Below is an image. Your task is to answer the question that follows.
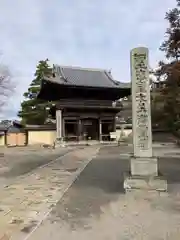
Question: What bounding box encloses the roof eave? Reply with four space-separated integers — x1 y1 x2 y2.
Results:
41 77 131 90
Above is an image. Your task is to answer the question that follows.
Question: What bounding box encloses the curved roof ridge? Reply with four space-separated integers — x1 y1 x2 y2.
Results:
104 70 118 85
59 65 107 72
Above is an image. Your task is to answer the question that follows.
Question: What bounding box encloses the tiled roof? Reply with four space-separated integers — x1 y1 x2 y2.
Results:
43 65 131 89
25 124 56 130
0 122 11 131
0 121 26 132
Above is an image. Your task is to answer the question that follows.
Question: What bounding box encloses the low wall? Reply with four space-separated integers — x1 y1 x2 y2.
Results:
116 129 132 137
0 135 5 146
113 127 175 143
111 129 132 141
28 130 56 145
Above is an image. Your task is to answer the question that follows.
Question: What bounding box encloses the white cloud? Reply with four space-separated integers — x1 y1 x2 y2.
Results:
0 0 177 118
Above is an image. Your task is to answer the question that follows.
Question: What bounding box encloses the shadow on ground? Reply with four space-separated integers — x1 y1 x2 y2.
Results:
158 157 180 185
50 146 130 228
74 147 130 194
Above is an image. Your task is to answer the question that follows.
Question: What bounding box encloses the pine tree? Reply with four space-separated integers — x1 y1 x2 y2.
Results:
156 0 180 129
18 59 52 125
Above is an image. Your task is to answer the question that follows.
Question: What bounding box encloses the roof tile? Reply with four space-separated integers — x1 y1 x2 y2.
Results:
44 65 130 89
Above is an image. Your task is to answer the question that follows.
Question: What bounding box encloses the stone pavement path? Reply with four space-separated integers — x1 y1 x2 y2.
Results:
0 146 99 240
28 145 180 240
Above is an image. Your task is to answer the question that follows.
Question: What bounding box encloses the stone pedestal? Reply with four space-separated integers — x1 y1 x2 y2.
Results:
124 157 167 192
130 157 158 176
124 173 167 192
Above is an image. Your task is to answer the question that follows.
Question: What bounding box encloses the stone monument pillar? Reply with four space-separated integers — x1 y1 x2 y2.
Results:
124 47 167 192
78 119 82 141
55 109 65 147
99 119 102 142
56 109 62 139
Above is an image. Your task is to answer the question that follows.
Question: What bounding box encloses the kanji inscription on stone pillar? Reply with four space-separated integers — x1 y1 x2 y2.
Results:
56 109 62 139
131 47 152 158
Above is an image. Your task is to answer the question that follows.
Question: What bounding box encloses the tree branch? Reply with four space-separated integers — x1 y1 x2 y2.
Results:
0 64 15 110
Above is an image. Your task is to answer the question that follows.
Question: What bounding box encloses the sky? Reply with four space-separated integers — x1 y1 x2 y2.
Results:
0 0 177 119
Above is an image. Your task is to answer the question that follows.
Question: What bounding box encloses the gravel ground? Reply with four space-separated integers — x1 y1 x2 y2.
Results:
0 146 99 239
29 145 180 240
0 146 74 188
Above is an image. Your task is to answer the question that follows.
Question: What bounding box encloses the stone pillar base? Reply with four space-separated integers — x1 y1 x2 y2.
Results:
124 173 167 192
124 157 167 193
131 157 158 176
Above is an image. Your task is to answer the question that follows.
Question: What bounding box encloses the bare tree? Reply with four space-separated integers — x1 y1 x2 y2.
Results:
0 64 14 110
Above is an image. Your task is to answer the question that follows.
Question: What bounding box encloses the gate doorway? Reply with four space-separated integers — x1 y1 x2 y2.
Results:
5 126 27 147
81 118 99 140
